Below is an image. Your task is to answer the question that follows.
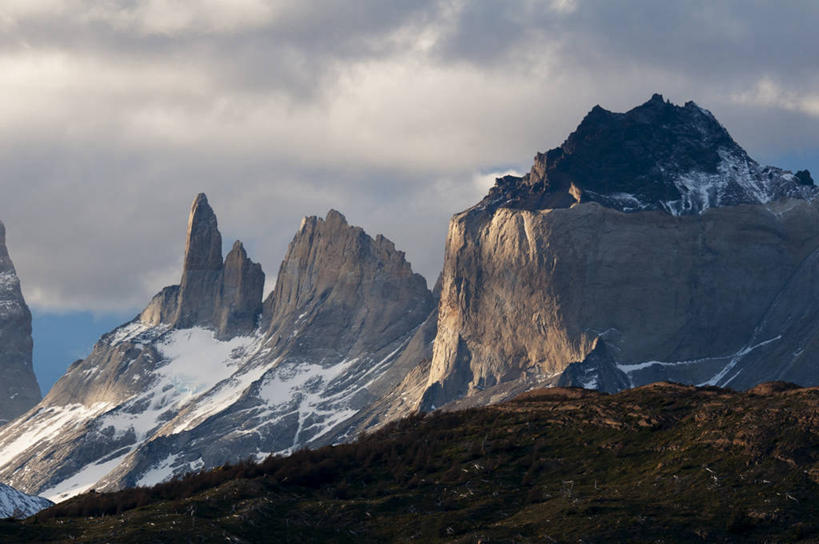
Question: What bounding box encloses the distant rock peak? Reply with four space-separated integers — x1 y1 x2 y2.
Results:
263 209 433 349
140 193 264 339
477 94 817 215
0 219 41 423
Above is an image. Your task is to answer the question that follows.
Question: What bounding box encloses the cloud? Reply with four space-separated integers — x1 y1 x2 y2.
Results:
731 77 819 117
0 1 818 312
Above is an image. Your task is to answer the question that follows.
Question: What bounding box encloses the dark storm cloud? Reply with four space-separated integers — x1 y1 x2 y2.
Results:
0 0 817 312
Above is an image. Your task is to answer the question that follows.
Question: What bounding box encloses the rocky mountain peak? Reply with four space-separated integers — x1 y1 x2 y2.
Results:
478 94 817 215
0 221 13 275
0 220 41 424
140 193 264 339
0 205 435 498
263 210 433 356
218 240 264 337
182 193 223 273
556 338 630 394
324 208 348 227
174 193 224 329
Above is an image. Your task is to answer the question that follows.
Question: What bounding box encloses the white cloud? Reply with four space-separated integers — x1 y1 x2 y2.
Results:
731 77 819 117
87 0 278 35
0 0 279 35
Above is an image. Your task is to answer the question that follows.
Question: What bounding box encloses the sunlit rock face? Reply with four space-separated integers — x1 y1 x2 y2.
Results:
0 197 433 501
422 95 819 409
0 220 41 425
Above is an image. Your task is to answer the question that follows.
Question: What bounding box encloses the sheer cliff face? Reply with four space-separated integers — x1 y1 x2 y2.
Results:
0 221 41 424
423 95 819 409
0 201 433 500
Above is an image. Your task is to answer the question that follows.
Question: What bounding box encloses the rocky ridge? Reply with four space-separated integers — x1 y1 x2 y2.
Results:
0 221 41 425
0 197 433 500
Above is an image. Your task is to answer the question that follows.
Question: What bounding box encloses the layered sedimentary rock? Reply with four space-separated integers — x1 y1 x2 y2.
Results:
423 95 819 409
0 199 432 500
0 221 41 425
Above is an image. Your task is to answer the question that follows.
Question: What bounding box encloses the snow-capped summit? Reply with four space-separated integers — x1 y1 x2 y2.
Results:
479 93 816 215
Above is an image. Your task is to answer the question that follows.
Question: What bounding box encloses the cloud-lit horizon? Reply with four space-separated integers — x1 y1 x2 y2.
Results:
2 0 819 314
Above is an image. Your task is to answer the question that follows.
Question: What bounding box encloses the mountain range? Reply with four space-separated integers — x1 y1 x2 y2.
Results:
0 94 817 505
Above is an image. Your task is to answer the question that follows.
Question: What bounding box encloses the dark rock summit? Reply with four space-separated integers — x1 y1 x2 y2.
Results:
479 93 816 215
141 193 264 339
0 220 41 425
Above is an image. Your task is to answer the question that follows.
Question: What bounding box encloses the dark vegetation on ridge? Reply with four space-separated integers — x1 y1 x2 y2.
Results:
1 382 818 543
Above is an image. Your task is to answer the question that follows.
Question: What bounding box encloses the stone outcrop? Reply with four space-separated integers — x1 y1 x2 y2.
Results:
0 220 41 425
217 241 264 337
556 338 630 394
140 193 264 339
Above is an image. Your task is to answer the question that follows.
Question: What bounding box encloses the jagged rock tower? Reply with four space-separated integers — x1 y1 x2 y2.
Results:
140 193 264 339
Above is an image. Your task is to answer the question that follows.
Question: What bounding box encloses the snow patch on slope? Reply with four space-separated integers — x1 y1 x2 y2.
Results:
136 453 180 488
100 327 257 441
40 449 134 502
617 335 784 388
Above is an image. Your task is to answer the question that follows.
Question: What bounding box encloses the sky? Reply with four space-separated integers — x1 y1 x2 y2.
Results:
1 1 818 393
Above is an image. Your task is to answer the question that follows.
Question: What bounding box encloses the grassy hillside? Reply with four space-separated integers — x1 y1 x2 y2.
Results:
1 382 818 543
